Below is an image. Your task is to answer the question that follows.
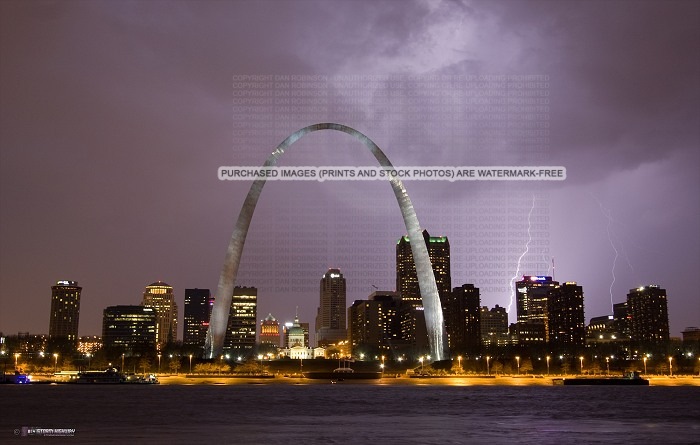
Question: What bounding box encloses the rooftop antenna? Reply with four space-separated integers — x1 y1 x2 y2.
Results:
552 257 555 281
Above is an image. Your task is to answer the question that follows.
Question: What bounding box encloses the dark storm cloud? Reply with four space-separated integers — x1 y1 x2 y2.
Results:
1 0 697 336
483 0 699 180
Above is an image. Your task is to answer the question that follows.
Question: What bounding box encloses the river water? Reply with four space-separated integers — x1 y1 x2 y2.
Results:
2 383 699 444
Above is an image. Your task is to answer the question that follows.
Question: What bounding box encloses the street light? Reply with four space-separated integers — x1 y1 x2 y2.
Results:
668 357 673 377
579 356 584 374
515 356 520 375
189 354 193 374
486 356 490 376
546 356 550 375
14 353 20 369
457 356 462 373
643 356 648 375
86 353 92 370
53 353 58 373
419 356 424 374
158 354 162 374
258 354 263 373
606 357 610 375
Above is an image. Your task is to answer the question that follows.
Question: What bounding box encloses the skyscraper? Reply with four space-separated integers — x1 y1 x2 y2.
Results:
627 285 669 349
224 286 257 354
515 275 558 346
259 313 280 347
449 284 481 354
183 288 213 348
396 230 451 308
316 268 347 346
547 282 585 353
613 301 630 341
102 305 157 352
142 281 178 348
49 280 82 346
396 230 450 351
480 305 510 348
348 291 401 356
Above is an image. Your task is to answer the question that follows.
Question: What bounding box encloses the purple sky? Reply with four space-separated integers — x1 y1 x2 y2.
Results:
1 0 698 339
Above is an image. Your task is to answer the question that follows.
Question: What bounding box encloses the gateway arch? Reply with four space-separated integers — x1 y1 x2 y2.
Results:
206 123 448 361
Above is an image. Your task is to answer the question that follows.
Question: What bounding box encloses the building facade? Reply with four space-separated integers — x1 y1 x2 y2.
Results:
547 282 585 353
396 230 450 351
281 314 320 359
183 288 213 348
348 291 401 356
448 284 481 354
102 305 157 352
316 269 347 346
515 275 559 346
627 285 669 349
49 280 82 346
224 286 257 354
283 318 310 348
396 230 451 309
259 313 281 347
613 301 631 341
141 281 178 348
480 305 510 348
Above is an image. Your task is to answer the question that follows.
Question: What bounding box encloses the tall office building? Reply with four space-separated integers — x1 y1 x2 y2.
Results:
316 268 347 346
397 302 428 354
448 284 481 354
396 230 451 309
259 314 281 347
183 288 213 348
626 285 669 348
396 230 450 350
547 282 585 353
515 275 558 345
49 280 82 345
348 291 401 356
142 281 178 348
102 305 157 352
480 305 510 348
224 286 257 353
613 301 630 341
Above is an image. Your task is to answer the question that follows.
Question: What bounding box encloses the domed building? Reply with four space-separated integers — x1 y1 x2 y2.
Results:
281 313 325 359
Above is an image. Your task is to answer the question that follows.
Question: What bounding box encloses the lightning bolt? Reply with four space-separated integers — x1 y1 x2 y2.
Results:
508 195 535 316
591 195 636 313
601 203 618 313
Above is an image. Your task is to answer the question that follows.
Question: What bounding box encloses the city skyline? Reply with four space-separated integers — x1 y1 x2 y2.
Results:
2 253 684 340
1 1 698 340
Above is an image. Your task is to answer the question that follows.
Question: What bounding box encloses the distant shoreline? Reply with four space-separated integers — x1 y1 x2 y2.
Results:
20 373 700 386
153 375 700 386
